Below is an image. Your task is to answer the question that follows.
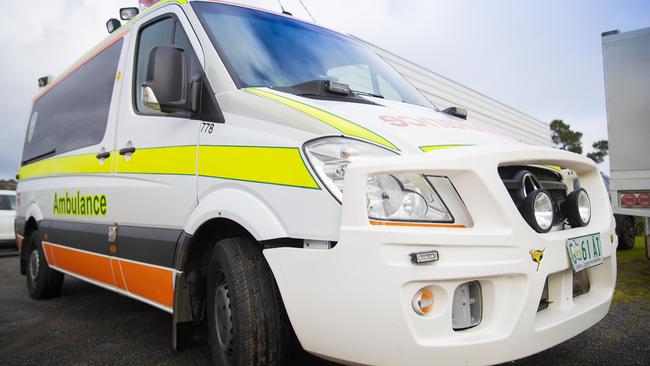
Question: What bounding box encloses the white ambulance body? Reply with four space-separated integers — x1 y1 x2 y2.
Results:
15 1 616 365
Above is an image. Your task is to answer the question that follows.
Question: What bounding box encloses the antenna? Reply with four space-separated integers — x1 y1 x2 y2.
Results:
299 0 316 23
276 0 292 16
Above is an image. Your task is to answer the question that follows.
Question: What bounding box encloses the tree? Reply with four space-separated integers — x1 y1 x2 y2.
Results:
0 180 17 190
549 120 609 164
550 119 583 154
586 140 609 163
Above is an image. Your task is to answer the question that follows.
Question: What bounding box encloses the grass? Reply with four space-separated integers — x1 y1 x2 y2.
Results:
613 235 650 307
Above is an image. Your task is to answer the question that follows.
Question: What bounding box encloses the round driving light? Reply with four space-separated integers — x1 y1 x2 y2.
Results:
412 288 434 315
522 189 555 233
564 188 591 227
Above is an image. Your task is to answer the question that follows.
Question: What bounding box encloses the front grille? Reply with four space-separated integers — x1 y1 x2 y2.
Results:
498 165 568 225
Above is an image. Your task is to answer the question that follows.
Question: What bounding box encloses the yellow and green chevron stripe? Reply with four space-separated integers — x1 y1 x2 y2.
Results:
18 145 319 190
245 88 399 151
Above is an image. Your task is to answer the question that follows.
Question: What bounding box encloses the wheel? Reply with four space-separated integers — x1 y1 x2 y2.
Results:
206 237 291 366
26 229 64 299
615 215 636 250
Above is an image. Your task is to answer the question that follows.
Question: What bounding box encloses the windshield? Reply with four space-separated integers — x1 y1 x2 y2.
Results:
192 2 432 107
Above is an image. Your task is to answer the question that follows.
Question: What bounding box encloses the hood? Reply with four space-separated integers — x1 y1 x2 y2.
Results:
247 88 519 153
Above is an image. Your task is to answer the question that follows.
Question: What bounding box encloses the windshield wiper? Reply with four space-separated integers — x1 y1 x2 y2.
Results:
273 79 352 97
352 90 384 99
272 80 383 105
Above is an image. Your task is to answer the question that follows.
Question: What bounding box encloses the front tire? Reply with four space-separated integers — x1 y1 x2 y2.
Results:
26 229 64 299
206 237 290 366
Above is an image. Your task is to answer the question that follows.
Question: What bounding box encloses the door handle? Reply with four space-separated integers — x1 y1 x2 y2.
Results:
96 151 111 159
119 146 136 155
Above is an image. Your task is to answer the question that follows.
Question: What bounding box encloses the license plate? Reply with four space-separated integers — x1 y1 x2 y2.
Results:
566 233 603 272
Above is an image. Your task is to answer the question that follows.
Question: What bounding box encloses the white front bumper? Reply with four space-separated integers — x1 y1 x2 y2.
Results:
264 145 617 366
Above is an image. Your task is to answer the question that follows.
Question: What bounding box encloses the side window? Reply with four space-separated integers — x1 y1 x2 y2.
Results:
22 39 123 164
134 15 222 122
173 20 203 83
0 195 13 211
134 17 174 114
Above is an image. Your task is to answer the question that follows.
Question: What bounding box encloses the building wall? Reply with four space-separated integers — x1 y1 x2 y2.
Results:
357 37 552 147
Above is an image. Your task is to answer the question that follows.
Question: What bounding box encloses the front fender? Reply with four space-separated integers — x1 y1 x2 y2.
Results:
183 187 287 240
25 202 44 224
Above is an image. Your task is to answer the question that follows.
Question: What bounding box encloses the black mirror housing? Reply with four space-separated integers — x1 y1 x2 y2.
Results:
442 106 468 120
143 45 188 113
106 18 121 34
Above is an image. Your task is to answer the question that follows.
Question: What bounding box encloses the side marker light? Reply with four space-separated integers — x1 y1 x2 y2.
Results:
410 250 439 264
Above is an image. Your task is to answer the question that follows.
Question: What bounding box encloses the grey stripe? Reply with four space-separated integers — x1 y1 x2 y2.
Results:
41 220 181 268
116 225 181 268
46 220 109 255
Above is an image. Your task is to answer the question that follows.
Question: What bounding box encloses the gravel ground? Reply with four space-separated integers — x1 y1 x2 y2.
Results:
0 251 648 366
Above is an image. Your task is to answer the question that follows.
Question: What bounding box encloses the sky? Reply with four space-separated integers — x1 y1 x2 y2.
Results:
1 0 649 179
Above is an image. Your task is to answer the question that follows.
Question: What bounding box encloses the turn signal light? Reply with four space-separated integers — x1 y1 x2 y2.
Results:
412 288 434 315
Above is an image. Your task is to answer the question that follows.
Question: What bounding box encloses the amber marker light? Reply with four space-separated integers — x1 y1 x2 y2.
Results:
413 288 434 315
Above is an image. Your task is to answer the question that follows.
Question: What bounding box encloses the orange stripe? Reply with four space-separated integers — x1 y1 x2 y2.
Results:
33 30 129 103
110 258 128 291
119 260 174 308
47 244 115 286
42 243 56 266
369 220 465 228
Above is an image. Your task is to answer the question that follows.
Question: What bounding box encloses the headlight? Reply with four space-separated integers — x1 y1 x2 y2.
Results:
304 137 470 226
367 174 453 223
304 137 397 201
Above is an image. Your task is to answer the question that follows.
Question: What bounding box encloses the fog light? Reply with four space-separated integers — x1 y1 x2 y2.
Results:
572 270 590 297
563 188 591 227
452 281 482 330
521 189 555 233
412 288 434 315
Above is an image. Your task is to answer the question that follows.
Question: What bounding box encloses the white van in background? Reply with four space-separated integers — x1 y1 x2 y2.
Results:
0 190 16 248
15 1 617 365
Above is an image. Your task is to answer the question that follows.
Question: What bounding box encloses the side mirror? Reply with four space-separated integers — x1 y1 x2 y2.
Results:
38 75 53 88
120 7 140 21
442 106 468 120
142 45 188 113
106 18 121 34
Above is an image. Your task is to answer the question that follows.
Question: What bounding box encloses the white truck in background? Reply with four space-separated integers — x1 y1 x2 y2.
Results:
602 27 650 255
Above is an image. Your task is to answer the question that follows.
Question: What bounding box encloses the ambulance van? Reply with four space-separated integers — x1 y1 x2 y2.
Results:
15 1 617 365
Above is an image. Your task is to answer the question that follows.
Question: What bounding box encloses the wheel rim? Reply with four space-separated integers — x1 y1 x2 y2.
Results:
29 249 40 281
214 270 233 364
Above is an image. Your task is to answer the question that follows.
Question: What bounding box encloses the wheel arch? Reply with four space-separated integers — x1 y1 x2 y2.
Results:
183 187 288 241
